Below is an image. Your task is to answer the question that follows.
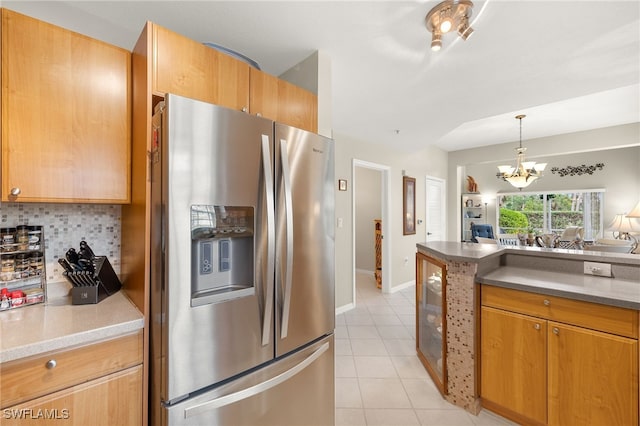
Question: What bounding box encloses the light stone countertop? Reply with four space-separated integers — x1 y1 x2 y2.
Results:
0 282 144 363
478 266 640 310
417 241 640 265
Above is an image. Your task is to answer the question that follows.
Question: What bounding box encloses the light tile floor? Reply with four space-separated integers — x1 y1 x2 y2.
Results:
335 271 515 426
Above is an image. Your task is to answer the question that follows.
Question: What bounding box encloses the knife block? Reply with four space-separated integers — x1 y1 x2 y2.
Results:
65 256 122 305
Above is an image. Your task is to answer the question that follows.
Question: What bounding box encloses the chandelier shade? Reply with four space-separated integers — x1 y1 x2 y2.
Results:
496 115 546 190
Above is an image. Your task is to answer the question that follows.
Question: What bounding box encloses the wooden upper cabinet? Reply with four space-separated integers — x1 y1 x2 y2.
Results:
250 68 317 133
1 9 131 203
152 24 250 111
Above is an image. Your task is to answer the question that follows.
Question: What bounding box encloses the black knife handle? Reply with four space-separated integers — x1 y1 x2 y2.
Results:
66 248 80 265
58 258 74 273
79 241 96 259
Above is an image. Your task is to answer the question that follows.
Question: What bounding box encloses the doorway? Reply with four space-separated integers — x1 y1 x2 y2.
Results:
352 159 390 303
425 176 446 241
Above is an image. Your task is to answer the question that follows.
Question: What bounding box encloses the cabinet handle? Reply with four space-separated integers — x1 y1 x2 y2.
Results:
10 187 21 196
45 359 57 369
543 299 550 306
552 327 559 335
533 323 541 330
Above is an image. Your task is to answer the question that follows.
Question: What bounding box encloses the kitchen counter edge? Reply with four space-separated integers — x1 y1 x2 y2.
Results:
0 285 144 363
417 241 640 310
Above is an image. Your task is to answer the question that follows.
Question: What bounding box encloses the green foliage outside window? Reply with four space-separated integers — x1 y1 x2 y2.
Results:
499 208 529 233
497 191 603 239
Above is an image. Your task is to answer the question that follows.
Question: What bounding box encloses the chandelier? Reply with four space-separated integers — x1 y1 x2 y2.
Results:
496 115 547 189
425 0 474 52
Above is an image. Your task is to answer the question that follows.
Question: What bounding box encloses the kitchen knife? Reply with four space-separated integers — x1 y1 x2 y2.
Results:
66 248 81 267
79 241 96 259
58 258 75 273
78 258 95 274
79 271 94 287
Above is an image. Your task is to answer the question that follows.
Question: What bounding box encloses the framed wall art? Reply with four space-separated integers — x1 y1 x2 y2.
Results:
403 176 416 235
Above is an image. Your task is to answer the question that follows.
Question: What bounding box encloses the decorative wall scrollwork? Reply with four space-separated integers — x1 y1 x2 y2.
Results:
550 163 604 177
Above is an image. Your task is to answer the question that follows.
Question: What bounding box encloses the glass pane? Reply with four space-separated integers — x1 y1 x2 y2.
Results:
497 194 543 234
497 191 604 241
417 257 444 383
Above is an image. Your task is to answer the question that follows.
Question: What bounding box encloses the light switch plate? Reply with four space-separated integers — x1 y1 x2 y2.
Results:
583 261 612 277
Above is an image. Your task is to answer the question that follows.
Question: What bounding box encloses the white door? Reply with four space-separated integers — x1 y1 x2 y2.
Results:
425 176 446 241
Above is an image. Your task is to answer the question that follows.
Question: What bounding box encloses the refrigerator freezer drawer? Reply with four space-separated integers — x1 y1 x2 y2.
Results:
165 334 334 426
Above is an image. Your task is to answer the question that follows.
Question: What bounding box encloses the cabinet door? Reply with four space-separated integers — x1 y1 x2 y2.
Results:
1 9 131 203
415 252 447 395
480 306 547 424
2 365 142 426
548 322 638 426
250 68 317 132
153 24 250 111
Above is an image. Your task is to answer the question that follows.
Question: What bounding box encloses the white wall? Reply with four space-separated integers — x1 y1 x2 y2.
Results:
334 133 448 309
447 123 640 241
354 167 381 271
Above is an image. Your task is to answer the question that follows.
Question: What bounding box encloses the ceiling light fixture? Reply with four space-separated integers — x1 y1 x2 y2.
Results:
425 0 474 51
496 115 547 190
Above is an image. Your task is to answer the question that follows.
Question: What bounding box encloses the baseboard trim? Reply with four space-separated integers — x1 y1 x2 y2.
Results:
335 302 355 315
389 280 414 293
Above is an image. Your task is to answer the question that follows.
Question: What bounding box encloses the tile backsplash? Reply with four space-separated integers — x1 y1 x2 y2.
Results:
0 203 121 283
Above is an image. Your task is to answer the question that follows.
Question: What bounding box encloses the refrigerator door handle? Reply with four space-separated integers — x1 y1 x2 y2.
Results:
183 342 329 418
261 136 275 347
279 138 294 339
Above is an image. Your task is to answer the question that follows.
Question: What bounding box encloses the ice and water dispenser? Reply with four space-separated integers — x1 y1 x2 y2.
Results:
190 205 254 306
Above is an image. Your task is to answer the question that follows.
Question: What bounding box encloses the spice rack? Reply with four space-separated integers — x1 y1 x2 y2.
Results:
0 225 46 310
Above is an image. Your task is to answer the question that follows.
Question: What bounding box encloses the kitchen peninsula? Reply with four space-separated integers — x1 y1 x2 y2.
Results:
416 241 640 425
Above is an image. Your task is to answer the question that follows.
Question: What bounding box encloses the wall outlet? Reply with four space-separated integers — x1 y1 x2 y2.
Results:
583 261 612 277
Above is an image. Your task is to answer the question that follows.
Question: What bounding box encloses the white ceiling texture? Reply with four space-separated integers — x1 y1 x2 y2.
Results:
6 0 639 153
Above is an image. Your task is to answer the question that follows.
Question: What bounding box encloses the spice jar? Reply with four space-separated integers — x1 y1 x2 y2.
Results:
16 225 29 251
15 253 30 279
30 251 44 276
0 227 16 252
1 254 15 281
28 226 43 250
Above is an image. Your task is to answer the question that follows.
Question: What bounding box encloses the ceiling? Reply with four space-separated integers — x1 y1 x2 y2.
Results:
6 1 639 153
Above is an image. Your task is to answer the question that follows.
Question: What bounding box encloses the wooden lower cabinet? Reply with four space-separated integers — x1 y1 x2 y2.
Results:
480 285 638 426
2 365 142 426
481 306 547 425
548 322 638 426
0 331 143 426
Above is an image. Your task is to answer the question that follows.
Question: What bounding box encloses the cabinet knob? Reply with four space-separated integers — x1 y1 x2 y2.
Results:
533 323 541 330
45 359 57 369
10 187 21 196
543 299 550 306
552 327 559 335
256 113 262 117
241 107 248 113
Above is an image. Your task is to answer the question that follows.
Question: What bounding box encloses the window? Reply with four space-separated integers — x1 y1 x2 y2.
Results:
497 190 604 240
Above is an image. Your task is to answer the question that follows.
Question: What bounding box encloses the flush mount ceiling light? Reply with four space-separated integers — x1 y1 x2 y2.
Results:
425 0 474 51
496 115 547 190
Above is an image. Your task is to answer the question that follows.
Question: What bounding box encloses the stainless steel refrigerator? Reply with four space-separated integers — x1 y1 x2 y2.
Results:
149 94 335 426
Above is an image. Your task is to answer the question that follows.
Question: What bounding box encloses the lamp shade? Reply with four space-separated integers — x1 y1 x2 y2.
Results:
606 214 637 233
626 201 640 218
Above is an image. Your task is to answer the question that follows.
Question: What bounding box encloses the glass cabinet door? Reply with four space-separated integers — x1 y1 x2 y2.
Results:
416 252 447 395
